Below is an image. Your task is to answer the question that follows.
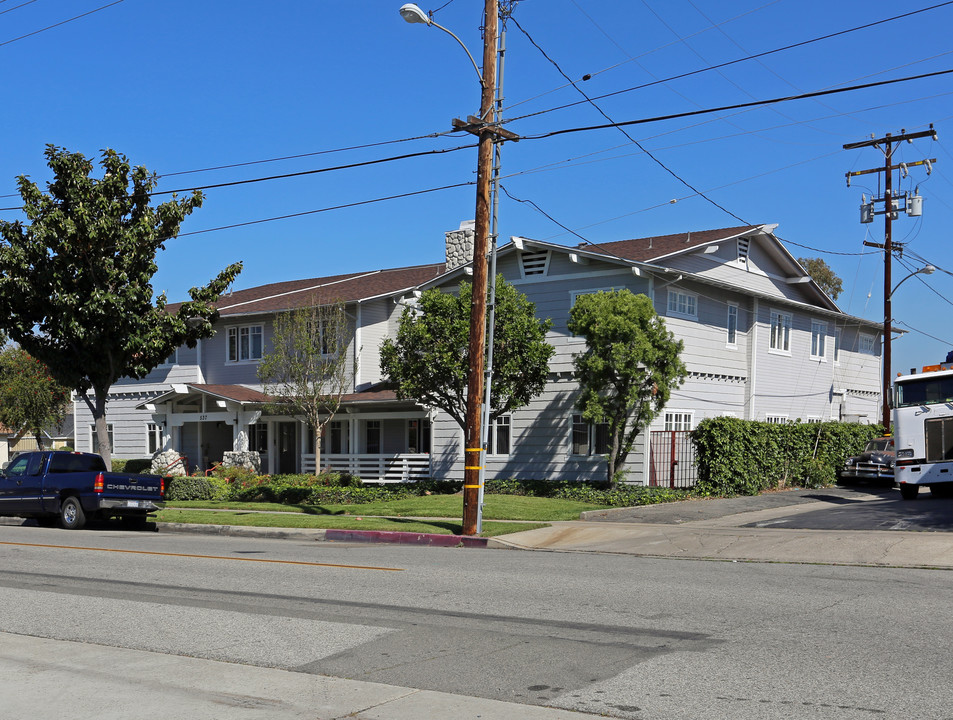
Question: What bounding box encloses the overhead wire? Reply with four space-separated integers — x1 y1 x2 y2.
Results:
0 0 126 49
502 0 953 123
509 11 747 224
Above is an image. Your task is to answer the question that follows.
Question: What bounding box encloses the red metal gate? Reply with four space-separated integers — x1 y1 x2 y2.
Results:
649 430 697 488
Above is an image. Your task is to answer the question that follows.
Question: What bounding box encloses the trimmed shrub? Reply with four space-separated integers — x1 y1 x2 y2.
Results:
693 418 883 495
166 476 221 501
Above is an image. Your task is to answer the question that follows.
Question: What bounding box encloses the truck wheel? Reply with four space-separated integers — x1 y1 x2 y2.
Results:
60 496 86 530
900 484 919 501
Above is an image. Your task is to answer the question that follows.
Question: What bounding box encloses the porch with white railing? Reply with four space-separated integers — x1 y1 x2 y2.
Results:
301 453 431 482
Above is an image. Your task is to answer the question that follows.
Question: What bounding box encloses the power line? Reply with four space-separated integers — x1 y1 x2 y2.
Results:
504 1 953 122
174 182 473 239
519 69 953 140
0 0 39 17
511 11 747 224
0 144 477 210
0 0 125 49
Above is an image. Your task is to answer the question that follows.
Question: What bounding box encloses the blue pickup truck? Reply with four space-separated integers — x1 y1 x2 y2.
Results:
0 451 165 530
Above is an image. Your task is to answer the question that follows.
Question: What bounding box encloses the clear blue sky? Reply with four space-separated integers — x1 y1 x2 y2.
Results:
2 0 951 377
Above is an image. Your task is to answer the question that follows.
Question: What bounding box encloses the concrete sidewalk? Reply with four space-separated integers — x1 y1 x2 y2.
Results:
0 632 598 720
489 491 953 568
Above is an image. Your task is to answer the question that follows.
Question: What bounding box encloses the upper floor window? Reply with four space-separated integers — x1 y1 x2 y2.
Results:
667 290 697 319
769 310 791 353
833 329 841 364
811 321 827 360
860 333 876 355
227 325 263 363
726 304 738 347
161 349 178 366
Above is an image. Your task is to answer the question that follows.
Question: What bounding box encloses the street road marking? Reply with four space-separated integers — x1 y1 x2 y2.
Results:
0 541 403 572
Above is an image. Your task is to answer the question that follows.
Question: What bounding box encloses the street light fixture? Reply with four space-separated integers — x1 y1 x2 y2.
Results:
399 0 501 535
399 3 485 88
888 264 935 299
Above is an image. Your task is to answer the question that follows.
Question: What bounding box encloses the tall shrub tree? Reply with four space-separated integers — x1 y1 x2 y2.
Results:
0 145 242 469
380 276 554 429
568 289 686 486
798 257 843 300
0 347 70 450
257 300 355 473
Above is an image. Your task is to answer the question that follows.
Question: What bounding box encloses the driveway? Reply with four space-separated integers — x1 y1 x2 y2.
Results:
579 483 953 532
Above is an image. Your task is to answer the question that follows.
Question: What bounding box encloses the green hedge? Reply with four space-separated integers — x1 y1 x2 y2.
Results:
692 417 884 495
111 458 154 474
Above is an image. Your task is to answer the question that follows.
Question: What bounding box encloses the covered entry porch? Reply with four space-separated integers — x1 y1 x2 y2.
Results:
141 384 432 481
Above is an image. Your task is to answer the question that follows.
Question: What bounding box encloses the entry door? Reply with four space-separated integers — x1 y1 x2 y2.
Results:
277 422 298 474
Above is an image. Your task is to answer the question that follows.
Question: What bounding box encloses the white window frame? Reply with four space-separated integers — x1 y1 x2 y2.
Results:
666 290 698 320
765 415 788 425
664 411 694 431
726 303 738 348
811 320 827 361
146 422 164 455
769 309 792 354
833 329 841 365
227 324 264 363
806 416 822 424
90 423 115 453
489 415 511 456
860 333 876 356
570 413 609 456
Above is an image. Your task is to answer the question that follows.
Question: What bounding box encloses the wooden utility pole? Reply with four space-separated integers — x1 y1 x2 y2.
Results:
460 0 499 536
844 125 937 431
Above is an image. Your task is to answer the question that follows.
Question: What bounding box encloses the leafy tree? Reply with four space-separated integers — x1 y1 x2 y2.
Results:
258 300 355 473
798 257 843 300
0 347 70 450
568 289 687 486
0 145 242 469
380 276 554 429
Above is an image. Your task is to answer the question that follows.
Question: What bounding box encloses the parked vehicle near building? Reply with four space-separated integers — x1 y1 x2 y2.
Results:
838 436 894 484
892 359 953 500
0 451 165 529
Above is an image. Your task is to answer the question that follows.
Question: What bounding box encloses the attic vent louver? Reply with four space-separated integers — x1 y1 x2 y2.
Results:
520 249 550 276
737 237 750 266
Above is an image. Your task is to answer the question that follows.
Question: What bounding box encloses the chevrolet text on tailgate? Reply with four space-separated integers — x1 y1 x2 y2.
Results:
0 451 165 529
892 358 953 500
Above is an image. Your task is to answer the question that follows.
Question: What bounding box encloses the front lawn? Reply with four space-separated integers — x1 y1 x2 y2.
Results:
164 493 603 522
156 507 546 538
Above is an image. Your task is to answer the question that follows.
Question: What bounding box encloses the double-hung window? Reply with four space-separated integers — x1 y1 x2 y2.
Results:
571 413 609 456
860 333 875 355
769 310 791 353
490 415 511 455
667 290 697 319
146 423 164 454
726 304 738 347
811 321 827 360
227 325 263 362
91 424 114 453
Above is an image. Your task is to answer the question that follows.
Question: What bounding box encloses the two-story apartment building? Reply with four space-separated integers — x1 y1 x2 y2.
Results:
73 222 883 485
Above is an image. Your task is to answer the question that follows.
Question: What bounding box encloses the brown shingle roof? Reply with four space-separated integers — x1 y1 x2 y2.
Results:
579 226 758 263
190 384 272 403
169 262 446 317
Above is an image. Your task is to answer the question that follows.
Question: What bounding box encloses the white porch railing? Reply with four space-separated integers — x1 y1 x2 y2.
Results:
301 453 431 482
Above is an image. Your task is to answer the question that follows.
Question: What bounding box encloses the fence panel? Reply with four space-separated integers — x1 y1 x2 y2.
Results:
649 430 697 488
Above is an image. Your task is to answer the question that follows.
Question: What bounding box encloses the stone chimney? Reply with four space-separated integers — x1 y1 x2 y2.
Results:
445 220 475 271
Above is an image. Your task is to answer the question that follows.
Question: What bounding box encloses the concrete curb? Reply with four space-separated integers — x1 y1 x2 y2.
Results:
157 521 490 548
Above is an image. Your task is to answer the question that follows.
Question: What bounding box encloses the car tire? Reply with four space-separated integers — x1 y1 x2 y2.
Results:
60 496 86 530
900 484 919 501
